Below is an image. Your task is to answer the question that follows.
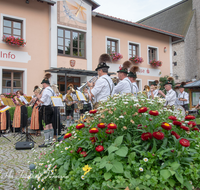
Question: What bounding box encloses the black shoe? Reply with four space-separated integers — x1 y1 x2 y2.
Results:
38 143 47 148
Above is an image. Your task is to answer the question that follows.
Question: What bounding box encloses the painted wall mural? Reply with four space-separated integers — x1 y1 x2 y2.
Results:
58 0 87 30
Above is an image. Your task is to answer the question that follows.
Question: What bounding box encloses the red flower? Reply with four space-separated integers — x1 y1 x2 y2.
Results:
89 128 99 133
180 125 190 131
97 123 106 129
171 150 175 153
95 145 104 152
76 123 85 129
161 122 172 130
89 109 97 114
153 132 164 140
149 110 159 116
80 151 87 157
90 137 98 144
173 121 182 126
105 129 114 134
64 133 72 139
137 124 142 129
168 116 177 121
171 131 180 139
141 132 152 141
185 115 195 120
188 121 196 127
138 107 147 113
77 147 82 153
192 127 199 132
179 138 190 147
107 123 117 129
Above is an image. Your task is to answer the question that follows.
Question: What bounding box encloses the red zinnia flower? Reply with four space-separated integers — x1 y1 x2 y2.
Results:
107 123 117 129
168 116 177 121
105 129 114 134
179 138 190 147
192 127 199 132
89 109 97 114
185 115 195 120
171 131 180 139
76 123 85 129
80 151 87 157
173 121 182 126
141 132 152 141
188 121 196 127
77 147 82 153
149 110 159 116
89 128 99 133
90 136 97 144
95 145 104 152
153 132 164 140
180 125 190 131
138 107 148 113
161 122 172 130
97 123 106 129
64 133 72 139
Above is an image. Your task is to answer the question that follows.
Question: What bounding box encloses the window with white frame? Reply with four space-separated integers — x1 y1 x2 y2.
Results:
107 38 118 54
148 47 158 63
148 80 155 87
136 79 142 91
129 43 139 58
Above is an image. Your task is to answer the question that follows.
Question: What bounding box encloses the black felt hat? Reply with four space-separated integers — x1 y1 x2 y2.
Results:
117 61 131 74
128 66 139 78
41 73 51 84
95 54 112 71
164 77 174 86
151 80 159 86
179 82 186 88
33 85 39 92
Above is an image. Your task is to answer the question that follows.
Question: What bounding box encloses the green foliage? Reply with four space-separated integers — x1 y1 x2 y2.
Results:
8 106 32 121
159 75 176 93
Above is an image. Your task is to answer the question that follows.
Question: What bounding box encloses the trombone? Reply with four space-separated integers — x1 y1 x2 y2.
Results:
143 85 150 97
77 76 98 92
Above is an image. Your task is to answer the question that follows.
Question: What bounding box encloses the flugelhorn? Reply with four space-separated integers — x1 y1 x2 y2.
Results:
77 76 98 92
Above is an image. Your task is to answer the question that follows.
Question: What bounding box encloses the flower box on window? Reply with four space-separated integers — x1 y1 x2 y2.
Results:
2 35 26 47
129 55 144 64
150 60 162 67
110 52 123 61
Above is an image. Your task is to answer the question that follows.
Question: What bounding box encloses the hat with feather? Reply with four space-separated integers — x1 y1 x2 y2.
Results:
41 73 51 84
95 54 112 71
179 82 186 88
164 77 174 86
117 61 131 74
151 80 159 86
128 66 139 78
33 85 39 92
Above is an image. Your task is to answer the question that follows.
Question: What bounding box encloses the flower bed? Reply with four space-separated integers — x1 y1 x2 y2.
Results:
22 94 200 190
150 60 162 67
2 35 26 47
129 55 144 64
110 52 123 61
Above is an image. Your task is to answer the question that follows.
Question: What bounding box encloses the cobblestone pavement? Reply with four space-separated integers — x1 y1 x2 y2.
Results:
0 133 47 190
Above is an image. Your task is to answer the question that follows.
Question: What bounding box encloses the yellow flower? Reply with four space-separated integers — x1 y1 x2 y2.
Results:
82 165 92 175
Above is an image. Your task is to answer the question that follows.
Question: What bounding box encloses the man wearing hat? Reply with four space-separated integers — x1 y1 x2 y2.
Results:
148 80 159 99
178 82 189 111
128 66 139 96
37 73 55 147
112 61 133 95
87 54 114 106
158 77 176 106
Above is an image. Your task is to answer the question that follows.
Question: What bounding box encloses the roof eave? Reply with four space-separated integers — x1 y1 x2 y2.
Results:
37 0 56 6
83 0 100 10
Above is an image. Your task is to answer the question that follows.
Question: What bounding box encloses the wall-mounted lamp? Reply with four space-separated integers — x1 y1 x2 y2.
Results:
26 0 29 4
173 62 177 66
164 47 167 53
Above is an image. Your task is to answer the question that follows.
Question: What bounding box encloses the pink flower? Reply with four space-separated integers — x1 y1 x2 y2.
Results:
45 165 48 168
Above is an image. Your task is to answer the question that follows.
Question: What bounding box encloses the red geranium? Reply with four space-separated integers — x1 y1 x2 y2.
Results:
171 131 180 139
153 132 164 140
76 123 85 129
80 151 87 157
179 138 190 147
105 129 114 134
168 116 177 121
141 132 152 141
161 122 172 130
149 110 159 116
185 115 195 120
89 109 97 114
90 137 98 144
95 145 104 152
192 127 199 132
64 133 72 139
77 147 82 153
97 123 106 129
107 123 117 129
188 121 196 127
173 121 182 126
180 125 190 131
138 107 148 113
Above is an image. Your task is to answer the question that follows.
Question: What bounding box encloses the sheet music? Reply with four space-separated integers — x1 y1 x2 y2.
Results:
0 106 11 113
51 97 64 107
19 96 29 105
76 90 86 101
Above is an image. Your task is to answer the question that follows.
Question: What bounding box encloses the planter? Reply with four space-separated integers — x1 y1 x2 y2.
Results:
2 35 26 47
150 60 162 67
129 56 144 64
110 52 123 62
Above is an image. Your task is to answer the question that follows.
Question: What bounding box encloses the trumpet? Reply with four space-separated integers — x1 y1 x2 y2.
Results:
77 76 98 92
142 85 150 97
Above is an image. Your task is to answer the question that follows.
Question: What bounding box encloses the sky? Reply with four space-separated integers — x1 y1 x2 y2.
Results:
94 0 182 22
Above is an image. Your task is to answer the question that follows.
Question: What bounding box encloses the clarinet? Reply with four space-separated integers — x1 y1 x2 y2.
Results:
32 88 44 108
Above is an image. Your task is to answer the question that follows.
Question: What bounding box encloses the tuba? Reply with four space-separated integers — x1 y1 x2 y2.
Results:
65 84 74 106
143 85 150 97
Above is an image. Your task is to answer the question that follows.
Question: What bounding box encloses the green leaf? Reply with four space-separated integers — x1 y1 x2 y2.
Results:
58 165 66 176
184 181 192 190
175 172 184 184
128 152 136 165
124 171 132 179
127 133 132 143
104 172 112 180
151 138 157 153
181 157 194 163
114 136 124 146
111 160 124 173
64 162 70 171
145 174 151 179
56 158 64 165
115 146 128 157
170 162 180 170
169 169 176 176
94 157 101 162
105 164 113 172
160 169 171 180
108 145 119 154
99 160 107 169
168 179 175 187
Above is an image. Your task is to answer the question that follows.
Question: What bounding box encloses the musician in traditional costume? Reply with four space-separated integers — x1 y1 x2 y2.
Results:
64 84 77 127
158 77 176 106
148 80 159 99
37 73 55 147
112 61 133 95
128 66 139 96
178 82 189 111
80 87 92 116
87 54 114 108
